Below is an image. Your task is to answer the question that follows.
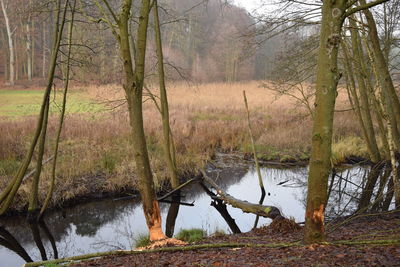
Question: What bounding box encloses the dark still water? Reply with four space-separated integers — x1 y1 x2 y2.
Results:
0 165 367 266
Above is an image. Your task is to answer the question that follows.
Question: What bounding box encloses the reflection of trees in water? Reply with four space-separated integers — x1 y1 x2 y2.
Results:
66 199 138 237
0 198 142 247
49 198 141 238
0 226 33 262
0 219 58 263
325 164 395 219
262 165 395 220
326 167 366 218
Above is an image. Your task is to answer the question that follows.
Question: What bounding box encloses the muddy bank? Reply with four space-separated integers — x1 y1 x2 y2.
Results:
53 211 400 267
0 151 376 217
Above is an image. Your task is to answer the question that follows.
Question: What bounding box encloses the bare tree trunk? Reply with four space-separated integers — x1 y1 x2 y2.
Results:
31 19 35 78
26 17 33 80
349 18 380 163
153 0 178 190
304 0 350 244
117 0 166 241
14 33 18 81
243 91 265 229
342 41 373 159
40 0 76 218
1 28 10 81
42 21 46 78
28 97 50 219
153 0 180 238
1 0 15 85
360 1 400 150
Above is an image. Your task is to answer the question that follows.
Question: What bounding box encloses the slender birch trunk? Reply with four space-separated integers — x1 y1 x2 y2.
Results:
1 0 15 85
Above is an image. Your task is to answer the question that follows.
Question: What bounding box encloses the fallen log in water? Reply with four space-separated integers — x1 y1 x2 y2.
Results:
199 170 283 220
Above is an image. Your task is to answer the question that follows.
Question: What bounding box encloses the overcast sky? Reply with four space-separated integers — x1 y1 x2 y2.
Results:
232 0 276 15
233 0 261 12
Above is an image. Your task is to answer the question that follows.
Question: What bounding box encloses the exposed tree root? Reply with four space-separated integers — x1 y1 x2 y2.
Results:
137 238 187 250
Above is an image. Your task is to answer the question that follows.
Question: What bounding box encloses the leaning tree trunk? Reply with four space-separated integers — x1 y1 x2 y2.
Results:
153 0 181 238
28 97 50 220
360 1 400 150
349 18 380 163
117 0 166 241
39 0 76 218
0 0 68 215
304 1 346 244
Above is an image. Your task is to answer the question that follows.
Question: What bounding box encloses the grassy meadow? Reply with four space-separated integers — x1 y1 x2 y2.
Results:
0 81 364 212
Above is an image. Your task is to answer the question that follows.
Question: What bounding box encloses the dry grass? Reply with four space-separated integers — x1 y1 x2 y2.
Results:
0 81 362 211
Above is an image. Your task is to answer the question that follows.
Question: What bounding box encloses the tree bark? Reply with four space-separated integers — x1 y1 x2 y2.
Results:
153 0 179 189
28 97 50 218
304 1 345 244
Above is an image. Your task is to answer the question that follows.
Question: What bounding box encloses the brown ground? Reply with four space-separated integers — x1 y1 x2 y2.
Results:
71 212 400 267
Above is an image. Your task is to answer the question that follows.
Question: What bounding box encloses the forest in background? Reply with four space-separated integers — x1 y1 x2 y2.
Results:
1 0 399 85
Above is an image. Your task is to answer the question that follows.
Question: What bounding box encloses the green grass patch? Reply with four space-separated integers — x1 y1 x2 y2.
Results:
175 228 205 243
135 234 150 248
0 89 105 118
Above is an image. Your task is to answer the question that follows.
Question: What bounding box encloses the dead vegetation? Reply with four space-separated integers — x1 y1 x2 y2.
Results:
0 81 361 212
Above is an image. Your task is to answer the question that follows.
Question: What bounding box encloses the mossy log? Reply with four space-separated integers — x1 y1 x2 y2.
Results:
200 170 283 220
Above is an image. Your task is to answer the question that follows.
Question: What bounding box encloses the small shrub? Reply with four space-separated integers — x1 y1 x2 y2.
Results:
175 228 205 243
135 234 150 248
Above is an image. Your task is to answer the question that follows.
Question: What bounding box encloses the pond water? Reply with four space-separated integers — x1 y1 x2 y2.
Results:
0 163 369 266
